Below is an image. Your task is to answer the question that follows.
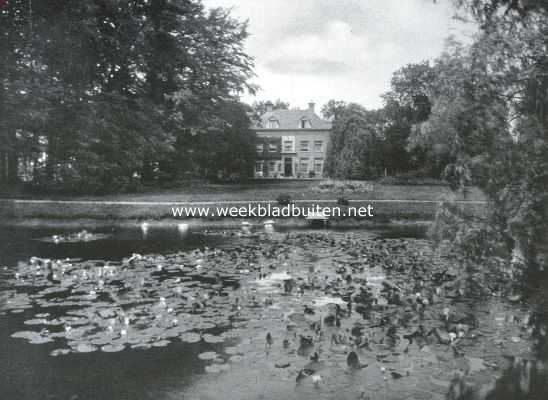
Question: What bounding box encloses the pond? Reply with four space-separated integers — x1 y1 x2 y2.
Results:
0 223 547 400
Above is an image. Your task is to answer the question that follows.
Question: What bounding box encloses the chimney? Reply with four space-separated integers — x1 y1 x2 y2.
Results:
265 101 274 112
308 101 315 112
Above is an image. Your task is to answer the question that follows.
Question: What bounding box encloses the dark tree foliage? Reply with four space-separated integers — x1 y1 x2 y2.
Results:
321 100 347 121
453 0 548 23
0 0 255 193
324 103 385 179
323 62 443 180
429 0 548 279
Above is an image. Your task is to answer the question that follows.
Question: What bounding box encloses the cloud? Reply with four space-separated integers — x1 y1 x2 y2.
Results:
202 0 476 109
263 20 363 76
265 57 351 75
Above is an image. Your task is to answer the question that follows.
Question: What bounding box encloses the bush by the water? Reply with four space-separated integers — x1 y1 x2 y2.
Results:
276 193 292 205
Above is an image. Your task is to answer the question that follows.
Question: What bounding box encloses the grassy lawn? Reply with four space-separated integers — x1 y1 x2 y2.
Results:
0 180 487 220
6 180 485 202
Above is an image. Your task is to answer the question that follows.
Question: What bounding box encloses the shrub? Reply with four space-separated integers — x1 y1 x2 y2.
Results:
318 182 335 190
277 193 292 205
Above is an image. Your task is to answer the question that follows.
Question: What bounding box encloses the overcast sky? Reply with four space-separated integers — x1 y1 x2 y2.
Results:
202 0 475 111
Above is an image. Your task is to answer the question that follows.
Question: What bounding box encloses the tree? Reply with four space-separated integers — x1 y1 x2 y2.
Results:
0 0 256 193
381 61 439 176
408 41 507 186
428 1 548 278
168 100 254 180
324 103 385 179
250 99 290 125
321 100 347 121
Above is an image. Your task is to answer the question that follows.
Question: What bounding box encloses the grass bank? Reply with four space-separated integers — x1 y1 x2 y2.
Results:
0 180 485 202
0 181 486 221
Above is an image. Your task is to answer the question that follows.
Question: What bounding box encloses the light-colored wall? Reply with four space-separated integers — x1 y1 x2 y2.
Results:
255 129 330 177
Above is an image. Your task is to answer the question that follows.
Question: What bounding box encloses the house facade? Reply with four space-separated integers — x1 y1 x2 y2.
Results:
252 101 332 178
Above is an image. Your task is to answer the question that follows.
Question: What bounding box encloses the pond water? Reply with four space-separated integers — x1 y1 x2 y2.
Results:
0 223 547 400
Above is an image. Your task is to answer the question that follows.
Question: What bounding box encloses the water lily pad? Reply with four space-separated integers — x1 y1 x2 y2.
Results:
101 344 126 353
224 346 242 355
50 348 71 357
202 333 224 343
74 343 97 353
198 351 219 361
228 354 244 363
11 331 53 344
180 332 201 343
152 339 170 347
205 363 230 374
24 318 48 325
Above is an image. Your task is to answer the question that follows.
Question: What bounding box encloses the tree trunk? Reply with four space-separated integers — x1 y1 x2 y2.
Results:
7 130 18 184
0 151 6 183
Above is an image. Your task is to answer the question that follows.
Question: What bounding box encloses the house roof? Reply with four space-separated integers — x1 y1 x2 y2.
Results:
254 108 332 130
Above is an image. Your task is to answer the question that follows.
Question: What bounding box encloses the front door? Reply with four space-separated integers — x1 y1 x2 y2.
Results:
284 157 293 177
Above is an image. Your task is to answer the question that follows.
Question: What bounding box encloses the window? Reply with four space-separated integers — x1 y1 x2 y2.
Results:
300 119 311 128
314 158 323 173
268 161 276 172
282 136 295 152
300 140 309 152
299 157 309 173
268 143 277 152
283 139 294 152
283 142 292 152
267 118 279 129
313 140 323 152
256 144 263 153
255 162 263 172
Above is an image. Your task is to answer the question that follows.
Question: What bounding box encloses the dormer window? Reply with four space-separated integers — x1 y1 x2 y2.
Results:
267 118 279 129
300 118 311 129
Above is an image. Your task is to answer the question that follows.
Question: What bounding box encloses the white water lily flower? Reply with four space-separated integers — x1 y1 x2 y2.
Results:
311 374 322 386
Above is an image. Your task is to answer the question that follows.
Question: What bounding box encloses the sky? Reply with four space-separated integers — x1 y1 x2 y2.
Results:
202 0 475 111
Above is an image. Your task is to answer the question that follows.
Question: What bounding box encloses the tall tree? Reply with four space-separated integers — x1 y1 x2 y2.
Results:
429 0 548 276
0 0 256 192
324 103 385 179
321 100 347 121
